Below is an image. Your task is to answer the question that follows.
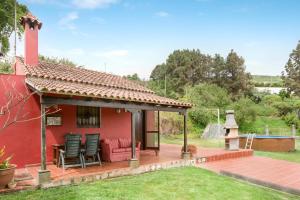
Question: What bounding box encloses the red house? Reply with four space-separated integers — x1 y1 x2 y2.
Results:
0 14 191 184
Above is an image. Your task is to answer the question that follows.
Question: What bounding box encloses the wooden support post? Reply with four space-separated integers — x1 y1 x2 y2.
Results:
128 109 139 168
158 111 160 151
38 102 50 185
182 112 190 159
131 111 137 159
41 103 47 171
183 113 187 152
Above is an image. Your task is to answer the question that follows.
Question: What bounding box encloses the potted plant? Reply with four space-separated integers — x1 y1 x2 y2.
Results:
0 146 16 189
181 144 198 158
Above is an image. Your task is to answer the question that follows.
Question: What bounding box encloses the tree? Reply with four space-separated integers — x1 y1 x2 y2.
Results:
185 84 231 128
282 41 300 95
210 54 226 86
0 0 29 55
149 49 253 99
39 55 77 67
0 75 60 132
125 73 141 81
222 50 253 99
150 49 213 97
124 73 147 87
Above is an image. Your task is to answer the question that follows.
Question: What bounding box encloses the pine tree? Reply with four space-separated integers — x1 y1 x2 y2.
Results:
223 50 253 99
282 41 300 95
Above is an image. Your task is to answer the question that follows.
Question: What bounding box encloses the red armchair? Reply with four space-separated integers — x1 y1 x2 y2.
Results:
101 138 141 162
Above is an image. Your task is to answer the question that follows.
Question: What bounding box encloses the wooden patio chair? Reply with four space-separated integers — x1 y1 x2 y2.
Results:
82 133 101 167
58 134 84 170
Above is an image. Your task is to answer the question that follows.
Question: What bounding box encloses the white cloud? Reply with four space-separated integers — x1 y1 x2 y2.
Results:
155 11 169 17
58 12 79 30
93 50 129 58
72 0 120 9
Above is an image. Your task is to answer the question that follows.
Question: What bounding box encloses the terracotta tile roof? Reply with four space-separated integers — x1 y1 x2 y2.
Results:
18 58 191 108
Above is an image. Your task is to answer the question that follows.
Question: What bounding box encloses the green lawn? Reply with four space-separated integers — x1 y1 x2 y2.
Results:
1 167 299 200
161 133 225 148
240 116 292 135
252 75 283 84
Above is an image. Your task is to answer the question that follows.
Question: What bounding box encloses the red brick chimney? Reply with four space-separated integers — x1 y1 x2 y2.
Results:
20 13 42 66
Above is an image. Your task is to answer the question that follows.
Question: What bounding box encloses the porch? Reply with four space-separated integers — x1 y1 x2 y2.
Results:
36 95 191 185
7 144 253 193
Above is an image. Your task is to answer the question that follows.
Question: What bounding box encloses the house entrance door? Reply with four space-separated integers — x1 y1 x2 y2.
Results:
134 111 160 151
144 111 160 151
134 111 145 149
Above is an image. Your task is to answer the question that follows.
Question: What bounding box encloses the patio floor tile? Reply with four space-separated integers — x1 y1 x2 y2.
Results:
199 156 300 195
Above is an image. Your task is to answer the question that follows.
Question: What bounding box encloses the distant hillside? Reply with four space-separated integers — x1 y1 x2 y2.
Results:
252 75 283 87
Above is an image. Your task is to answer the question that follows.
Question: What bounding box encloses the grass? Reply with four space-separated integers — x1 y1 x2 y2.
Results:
252 75 283 84
1 167 299 200
240 116 292 135
161 133 224 148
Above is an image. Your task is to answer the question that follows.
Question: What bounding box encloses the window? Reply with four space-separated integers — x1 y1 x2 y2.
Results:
77 106 100 128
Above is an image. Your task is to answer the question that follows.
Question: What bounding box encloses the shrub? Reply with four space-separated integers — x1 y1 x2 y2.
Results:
185 84 231 128
188 108 212 128
283 112 299 128
279 89 290 100
186 84 231 109
181 144 197 157
0 61 12 74
273 101 294 117
231 98 257 127
262 95 282 106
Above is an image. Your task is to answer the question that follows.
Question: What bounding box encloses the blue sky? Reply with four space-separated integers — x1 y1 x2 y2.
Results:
14 0 300 79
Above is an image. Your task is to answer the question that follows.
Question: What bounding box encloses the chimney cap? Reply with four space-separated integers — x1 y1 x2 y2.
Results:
20 13 42 30
224 110 238 129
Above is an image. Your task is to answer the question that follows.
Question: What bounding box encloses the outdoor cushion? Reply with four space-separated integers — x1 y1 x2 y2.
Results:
124 147 139 152
112 148 126 153
105 139 119 149
118 138 131 148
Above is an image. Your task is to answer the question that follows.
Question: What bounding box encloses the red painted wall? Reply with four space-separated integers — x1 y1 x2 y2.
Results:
24 22 39 66
0 75 41 167
46 106 131 162
0 74 131 168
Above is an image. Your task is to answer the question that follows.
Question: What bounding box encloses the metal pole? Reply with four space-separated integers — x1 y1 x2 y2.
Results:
217 108 220 126
217 108 220 136
265 125 269 136
14 0 17 58
292 124 296 137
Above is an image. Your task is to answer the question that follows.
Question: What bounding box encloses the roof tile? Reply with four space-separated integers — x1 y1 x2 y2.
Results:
18 57 191 108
